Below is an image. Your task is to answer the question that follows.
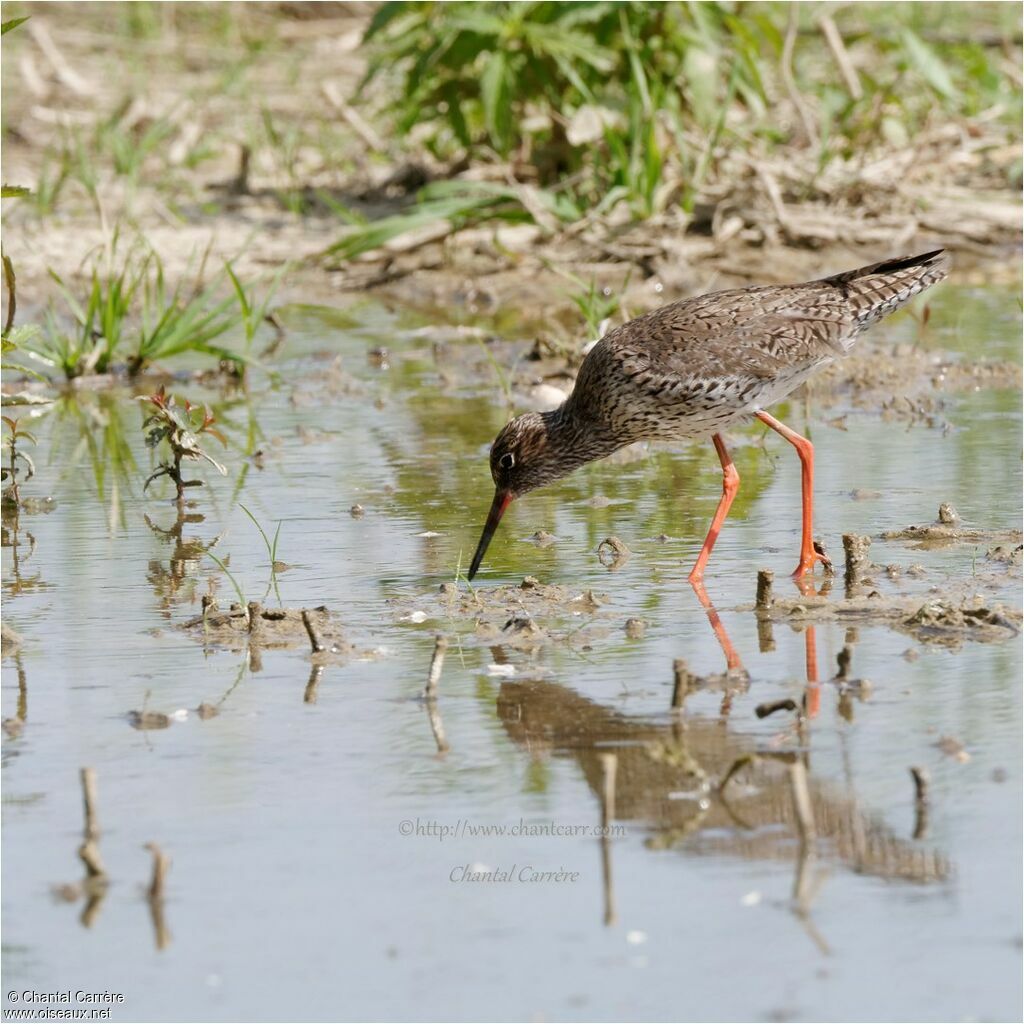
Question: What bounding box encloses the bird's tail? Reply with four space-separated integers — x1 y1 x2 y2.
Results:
822 249 952 329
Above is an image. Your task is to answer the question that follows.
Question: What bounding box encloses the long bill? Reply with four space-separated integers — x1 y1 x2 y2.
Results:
467 489 513 581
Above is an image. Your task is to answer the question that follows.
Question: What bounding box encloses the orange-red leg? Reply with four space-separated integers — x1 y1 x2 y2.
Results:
756 411 828 578
688 434 739 585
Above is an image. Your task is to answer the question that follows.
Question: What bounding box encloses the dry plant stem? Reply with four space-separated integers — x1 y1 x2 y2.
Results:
782 2 819 148
301 609 325 653
247 601 263 636
756 568 775 609
321 80 388 155
819 14 862 99
425 635 448 698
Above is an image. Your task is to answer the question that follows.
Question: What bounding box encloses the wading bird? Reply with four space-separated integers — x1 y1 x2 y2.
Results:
468 250 950 582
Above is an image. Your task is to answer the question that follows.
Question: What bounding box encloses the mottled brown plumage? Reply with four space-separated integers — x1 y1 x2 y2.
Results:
470 250 951 581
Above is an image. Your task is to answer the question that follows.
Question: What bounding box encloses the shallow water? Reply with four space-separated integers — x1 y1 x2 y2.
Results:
2 281 1021 1023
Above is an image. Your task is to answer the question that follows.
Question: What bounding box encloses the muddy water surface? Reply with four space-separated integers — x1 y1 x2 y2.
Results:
2 282 1021 1022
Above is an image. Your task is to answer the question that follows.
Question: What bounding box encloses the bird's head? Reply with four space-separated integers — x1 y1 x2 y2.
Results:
467 412 569 580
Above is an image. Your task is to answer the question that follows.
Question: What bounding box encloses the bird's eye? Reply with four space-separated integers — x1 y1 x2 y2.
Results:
498 452 515 470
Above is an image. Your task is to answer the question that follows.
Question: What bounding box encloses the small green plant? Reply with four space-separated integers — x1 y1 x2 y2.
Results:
141 387 227 501
239 502 284 602
205 505 287 608
206 551 247 610
1 416 37 510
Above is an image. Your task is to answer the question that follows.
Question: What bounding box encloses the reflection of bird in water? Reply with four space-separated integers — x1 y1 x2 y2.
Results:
495 677 949 887
469 251 951 582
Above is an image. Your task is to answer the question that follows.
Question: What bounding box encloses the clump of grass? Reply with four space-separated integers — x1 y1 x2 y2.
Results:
140 386 227 501
130 256 245 376
24 241 280 380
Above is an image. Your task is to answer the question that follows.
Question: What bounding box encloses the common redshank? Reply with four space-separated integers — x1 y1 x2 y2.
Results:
467 250 951 582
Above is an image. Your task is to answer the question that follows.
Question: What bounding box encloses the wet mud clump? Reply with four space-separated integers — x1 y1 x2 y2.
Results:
748 590 1020 647
180 603 355 660
398 577 620 650
882 504 1023 549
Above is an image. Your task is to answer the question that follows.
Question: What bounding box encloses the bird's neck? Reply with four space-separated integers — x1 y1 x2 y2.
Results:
542 403 622 474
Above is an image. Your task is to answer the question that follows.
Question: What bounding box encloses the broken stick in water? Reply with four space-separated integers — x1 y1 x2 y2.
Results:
671 658 690 710
756 568 774 609
301 609 326 653
843 533 872 590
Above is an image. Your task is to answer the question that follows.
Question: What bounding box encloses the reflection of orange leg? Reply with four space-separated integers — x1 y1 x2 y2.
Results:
756 411 829 579
688 434 739 585
690 579 743 673
804 626 820 719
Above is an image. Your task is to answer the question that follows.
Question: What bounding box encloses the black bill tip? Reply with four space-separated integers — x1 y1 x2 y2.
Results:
467 490 513 581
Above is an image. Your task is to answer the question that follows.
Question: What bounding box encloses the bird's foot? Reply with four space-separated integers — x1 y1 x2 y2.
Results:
791 541 833 580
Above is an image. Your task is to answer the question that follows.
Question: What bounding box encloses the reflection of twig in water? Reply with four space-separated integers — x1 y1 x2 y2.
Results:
788 759 830 955
420 636 450 753
78 767 106 879
144 843 171 951
599 753 617 927
910 766 930 840
71 767 109 928
204 652 250 712
792 839 830 956
424 635 447 699
425 698 450 755
304 664 325 704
